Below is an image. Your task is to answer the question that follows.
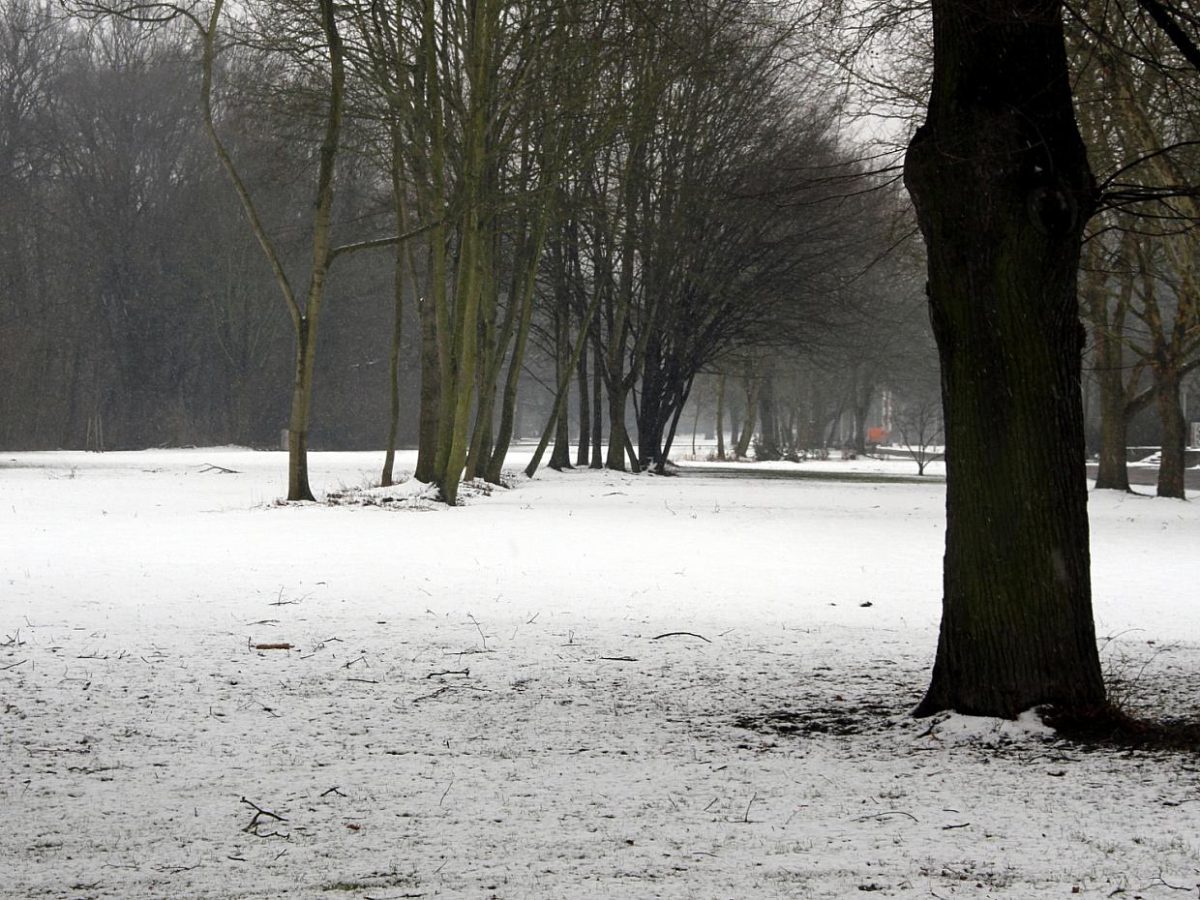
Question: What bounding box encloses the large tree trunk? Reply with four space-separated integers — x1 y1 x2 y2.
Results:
904 0 1106 718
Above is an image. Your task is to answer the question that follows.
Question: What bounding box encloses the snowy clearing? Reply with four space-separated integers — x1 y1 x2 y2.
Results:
2 448 1199 899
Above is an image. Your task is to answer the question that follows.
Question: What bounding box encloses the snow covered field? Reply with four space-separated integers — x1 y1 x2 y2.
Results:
2 448 1199 899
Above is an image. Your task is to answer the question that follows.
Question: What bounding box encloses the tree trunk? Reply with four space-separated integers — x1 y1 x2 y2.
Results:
576 331 591 467
380 250 404 488
381 132 409 488
606 387 629 470
1083 237 1134 492
1093 368 1132 492
549 302 574 471
1154 366 1187 499
590 336 603 468
756 372 778 460
199 0 342 502
414 254 443 485
715 371 726 460
733 375 756 459
286 320 316 501
904 0 1106 718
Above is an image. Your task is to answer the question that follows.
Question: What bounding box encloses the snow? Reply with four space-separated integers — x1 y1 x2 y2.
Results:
3 447 1199 899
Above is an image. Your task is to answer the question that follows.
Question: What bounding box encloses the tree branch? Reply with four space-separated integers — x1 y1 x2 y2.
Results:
1135 0 1200 72
327 219 441 265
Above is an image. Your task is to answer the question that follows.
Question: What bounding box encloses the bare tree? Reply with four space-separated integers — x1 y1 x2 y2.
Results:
894 393 942 476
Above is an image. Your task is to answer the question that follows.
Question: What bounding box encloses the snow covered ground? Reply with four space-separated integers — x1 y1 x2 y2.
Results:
2 447 1199 899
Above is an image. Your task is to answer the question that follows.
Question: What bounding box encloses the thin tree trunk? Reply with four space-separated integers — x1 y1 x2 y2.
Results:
484 216 547 484
381 133 409 488
549 302 574 471
576 334 590 466
590 335 603 468
715 371 726 460
200 0 343 502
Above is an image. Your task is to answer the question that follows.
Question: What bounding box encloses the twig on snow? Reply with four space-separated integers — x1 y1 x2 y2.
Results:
742 792 759 823
412 682 493 703
240 797 288 836
439 779 454 806
854 810 919 823
157 863 200 874
252 642 293 651
269 587 305 606
426 669 469 679
651 632 712 644
198 462 239 474
1 659 27 671
599 656 638 662
254 697 281 717
467 613 490 651
412 686 453 703
1138 874 1196 893
320 786 346 798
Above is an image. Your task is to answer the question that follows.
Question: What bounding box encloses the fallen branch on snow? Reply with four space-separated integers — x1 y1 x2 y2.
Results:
241 797 287 835
426 669 469 679
199 463 239 474
651 632 712 644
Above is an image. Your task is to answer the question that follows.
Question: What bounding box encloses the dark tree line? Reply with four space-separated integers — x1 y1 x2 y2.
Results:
0 3 404 452
5 0 910 502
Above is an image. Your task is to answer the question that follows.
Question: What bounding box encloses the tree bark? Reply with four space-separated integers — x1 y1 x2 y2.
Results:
904 0 1106 718
1154 366 1187 498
